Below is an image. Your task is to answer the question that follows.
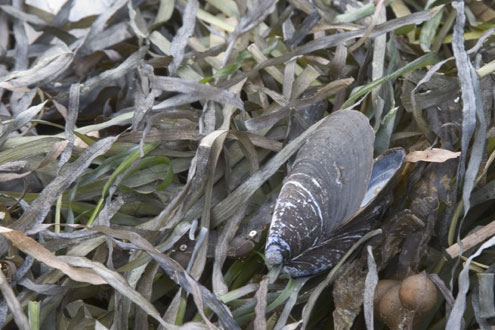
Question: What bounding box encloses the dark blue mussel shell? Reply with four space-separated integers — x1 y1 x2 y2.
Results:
265 110 404 277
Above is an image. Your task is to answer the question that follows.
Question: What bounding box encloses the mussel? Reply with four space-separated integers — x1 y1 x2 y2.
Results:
265 110 404 277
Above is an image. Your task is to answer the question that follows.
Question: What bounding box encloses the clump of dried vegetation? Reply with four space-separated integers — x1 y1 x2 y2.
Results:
0 0 495 329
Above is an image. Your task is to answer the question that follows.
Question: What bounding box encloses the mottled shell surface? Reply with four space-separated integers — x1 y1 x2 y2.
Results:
265 110 375 277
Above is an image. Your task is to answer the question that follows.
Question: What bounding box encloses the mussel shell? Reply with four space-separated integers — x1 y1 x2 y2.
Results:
265 110 375 276
282 150 405 277
360 148 405 209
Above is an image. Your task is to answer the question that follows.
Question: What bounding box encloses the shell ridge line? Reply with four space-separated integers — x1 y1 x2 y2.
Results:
289 188 322 238
282 179 325 247
286 172 326 237
266 198 298 263
283 179 323 223
290 172 323 190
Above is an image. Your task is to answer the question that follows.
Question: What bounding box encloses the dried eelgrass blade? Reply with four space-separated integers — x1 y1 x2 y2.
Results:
0 12 9 61
363 246 378 330
286 10 320 48
0 137 61 161
74 112 134 135
0 226 105 285
476 273 495 319
11 2 29 74
348 0 386 53
0 139 68 183
57 83 79 173
17 278 65 296
419 6 443 52
131 63 156 131
342 52 439 109
0 270 29 330
0 44 73 91
429 274 455 307
79 0 127 55
446 236 495 329
212 204 248 296
451 1 487 218
117 222 191 272
290 64 320 99
370 5 386 131
0 161 30 182
220 78 247 130
335 1 381 23
128 0 148 39
248 44 284 84
472 281 492 330
91 226 240 330
222 0 277 66
168 0 198 75
134 262 160 329
34 0 74 44
254 276 269 330
218 7 439 89
190 130 229 282
244 78 352 131
282 58 296 100
153 77 244 110
59 255 178 329
0 5 46 26
409 27 494 142
78 46 148 97
0 136 117 256
0 101 47 147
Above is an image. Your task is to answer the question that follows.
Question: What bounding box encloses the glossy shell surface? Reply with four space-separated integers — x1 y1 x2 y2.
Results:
265 110 375 277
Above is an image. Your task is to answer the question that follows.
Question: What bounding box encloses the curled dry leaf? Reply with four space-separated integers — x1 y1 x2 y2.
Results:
405 148 461 163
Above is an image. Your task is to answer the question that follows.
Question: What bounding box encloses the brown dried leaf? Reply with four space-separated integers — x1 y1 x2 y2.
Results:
0 226 106 285
405 148 461 163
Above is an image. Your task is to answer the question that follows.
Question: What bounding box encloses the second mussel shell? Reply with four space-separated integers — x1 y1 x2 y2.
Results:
265 110 405 278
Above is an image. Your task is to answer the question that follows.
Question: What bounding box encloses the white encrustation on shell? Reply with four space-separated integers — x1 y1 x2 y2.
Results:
265 110 375 277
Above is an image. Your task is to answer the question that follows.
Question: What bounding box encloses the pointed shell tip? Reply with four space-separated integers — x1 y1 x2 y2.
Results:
265 246 283 265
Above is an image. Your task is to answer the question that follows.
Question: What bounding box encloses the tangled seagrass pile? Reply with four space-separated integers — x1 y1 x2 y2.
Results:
0 0 495 329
